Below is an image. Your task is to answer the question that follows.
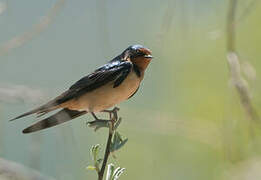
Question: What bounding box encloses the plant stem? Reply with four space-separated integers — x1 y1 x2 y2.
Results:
90 108 119 180
98 116 115 180
226 0 260 122
98 125 113 180
227 0 237 52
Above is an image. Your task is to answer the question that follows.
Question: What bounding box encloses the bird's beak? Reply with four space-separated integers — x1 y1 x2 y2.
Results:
144 54 153 59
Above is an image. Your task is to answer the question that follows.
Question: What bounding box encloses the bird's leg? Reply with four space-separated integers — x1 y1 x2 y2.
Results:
102 107 120 121
91 112 105 121
87 112 113 131
87 113 109 131
88 108 120 131
102 107 122 130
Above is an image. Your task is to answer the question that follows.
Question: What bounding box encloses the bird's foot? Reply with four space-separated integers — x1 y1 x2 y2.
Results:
102 107 120 121
87 107 121 131
87 119 110 131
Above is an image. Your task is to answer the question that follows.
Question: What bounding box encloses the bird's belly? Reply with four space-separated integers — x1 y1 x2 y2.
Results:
69 72 140 112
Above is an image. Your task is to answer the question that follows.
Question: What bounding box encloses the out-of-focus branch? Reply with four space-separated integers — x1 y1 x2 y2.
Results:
227 53 259 121
237 0 259 22
158 0 175 42
0 0 65 57
227 0 237 52
226 0 259 121
0 84 47 104
96 0 110 57
0 1 7 15
0 158 55 180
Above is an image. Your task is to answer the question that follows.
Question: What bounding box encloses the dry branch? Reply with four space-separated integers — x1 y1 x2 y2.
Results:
226 0 259 122
0 0 65 56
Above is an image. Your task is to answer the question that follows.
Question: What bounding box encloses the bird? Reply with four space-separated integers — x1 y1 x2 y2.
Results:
10 44 153 134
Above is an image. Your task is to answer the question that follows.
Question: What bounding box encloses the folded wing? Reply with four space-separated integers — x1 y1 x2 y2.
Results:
10 60 133 121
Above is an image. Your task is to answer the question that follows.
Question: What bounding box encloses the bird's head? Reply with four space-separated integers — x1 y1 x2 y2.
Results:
122 45 153 70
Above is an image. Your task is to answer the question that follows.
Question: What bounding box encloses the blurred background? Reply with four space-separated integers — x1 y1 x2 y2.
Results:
1 0 261 179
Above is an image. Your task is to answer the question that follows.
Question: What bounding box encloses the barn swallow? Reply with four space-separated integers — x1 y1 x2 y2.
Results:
11 45 152 134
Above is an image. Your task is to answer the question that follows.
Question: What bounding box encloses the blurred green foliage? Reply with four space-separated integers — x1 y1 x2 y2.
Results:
1 0 261 179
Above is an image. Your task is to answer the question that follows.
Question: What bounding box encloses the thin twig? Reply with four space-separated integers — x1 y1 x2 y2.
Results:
90 108 119 180
98 127 113 180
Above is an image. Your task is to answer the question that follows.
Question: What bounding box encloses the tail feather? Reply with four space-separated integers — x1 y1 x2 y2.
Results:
10 90 74 121
10 100 61 121
22 108 87 134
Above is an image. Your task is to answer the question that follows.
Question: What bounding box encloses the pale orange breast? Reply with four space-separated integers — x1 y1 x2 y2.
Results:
64 69 142 112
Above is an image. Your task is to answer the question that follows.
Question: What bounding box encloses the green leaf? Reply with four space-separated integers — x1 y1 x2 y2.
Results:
110 131 128 153
97 158 103 165
105 163 115 180
112 167 126 180
105 163 126 180
86 166 96 171
115 138 128 151
89 144 101 172
90 144 100 162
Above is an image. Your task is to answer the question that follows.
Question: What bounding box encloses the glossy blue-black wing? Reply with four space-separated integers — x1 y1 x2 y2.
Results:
64 60 133 99
10 60 132 121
